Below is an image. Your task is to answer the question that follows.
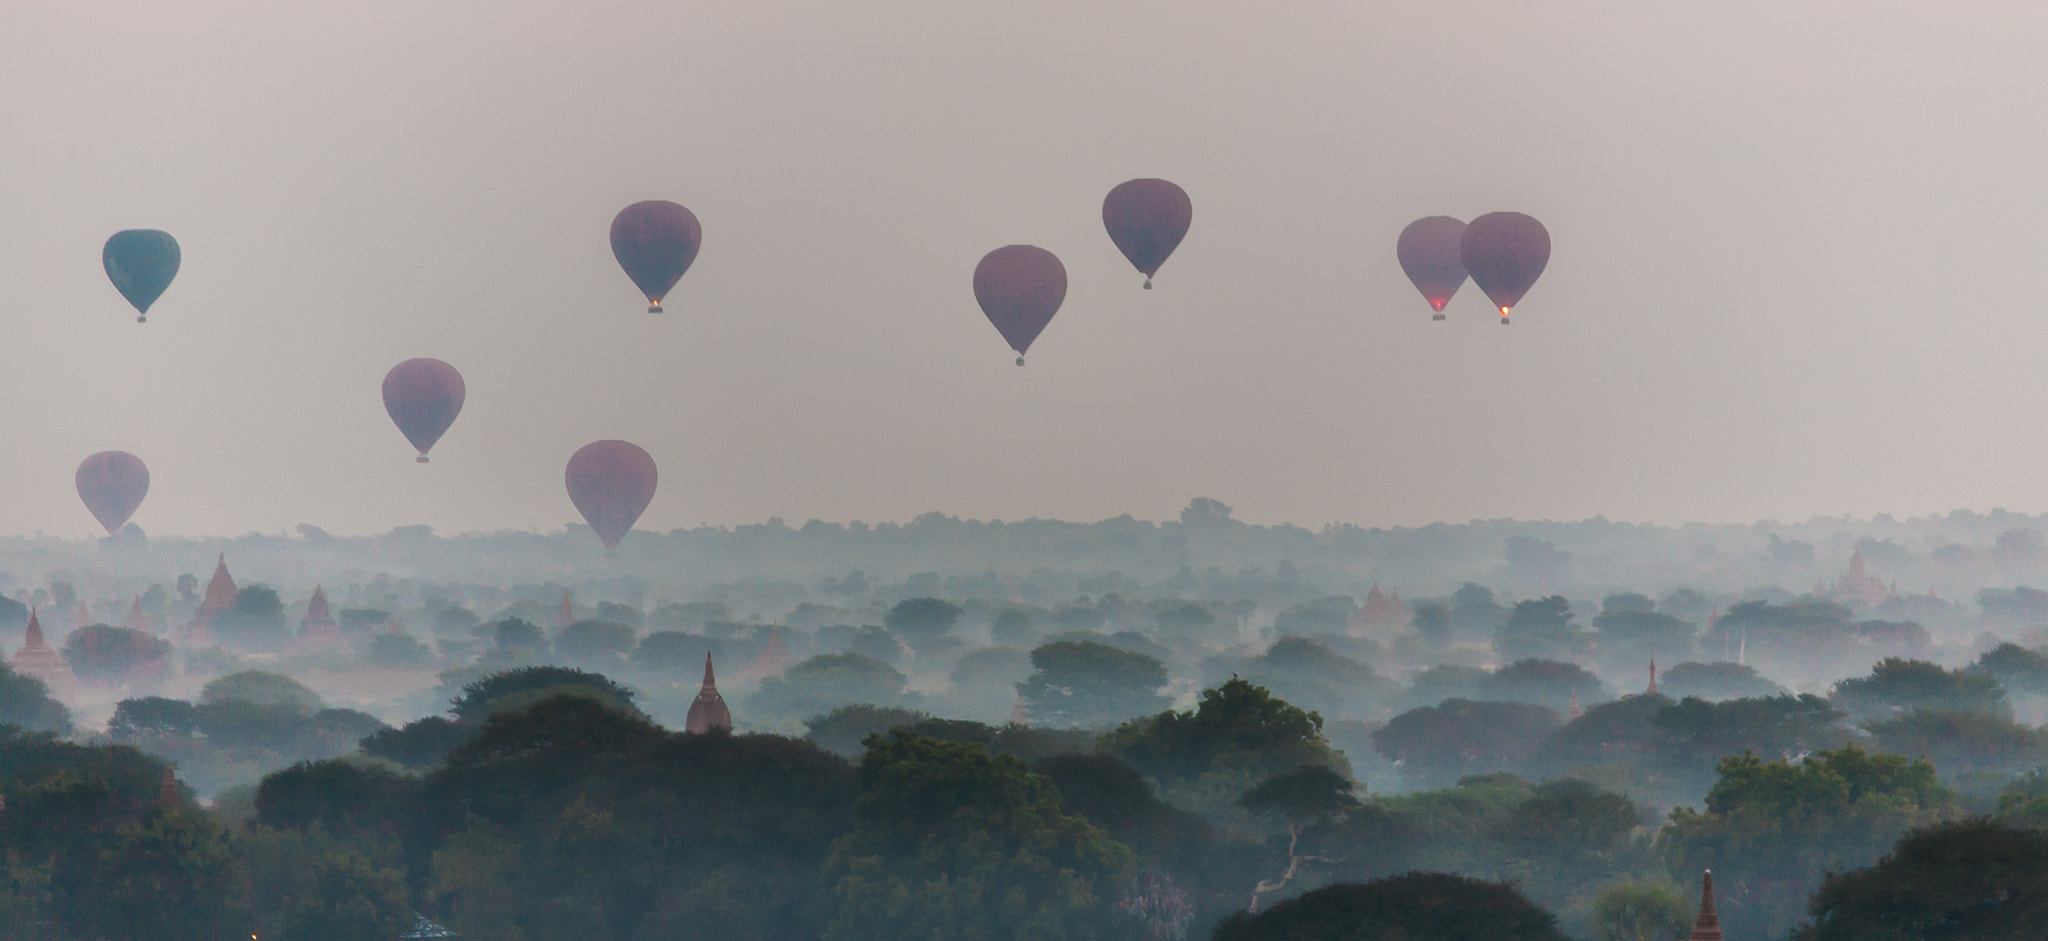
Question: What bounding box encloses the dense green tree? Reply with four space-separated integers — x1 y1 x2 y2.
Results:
1273 597 1356 636
109 696 199 737
1831 658 2009 719
359 716 471 769
1241 765 1362 912
1210 872 1570 941
1238 638 1395 721
449 666 642 722
554 619 638 667
1485 659 1605 712
1648 694 1853 793
60 624 171 684
1373 699 1560 789
272 847 411 941
1972 642 2048 697
949 645 1034 718
256 759 420 834
217 584 291 649
1018 640 1170 729
1450 584 1508 641
824 732 1131 941
882 597 964 654
1659 745 1959 939
1156 602 1226 645
492 616 547 652
366 632 435 669
1410 600 1453 647
803 704 930 758
1656 661 1785 700
1589 878 1690 941
201 669 326 713
747 652 914 722
1495 596 1589 662
80 810 248 941
1793 819 2048 941
0 664 72 734
1863 709 2048 781
1524 693 1672 781
1106 679 1346 822
1590 609 1696 678
992 607 1039 647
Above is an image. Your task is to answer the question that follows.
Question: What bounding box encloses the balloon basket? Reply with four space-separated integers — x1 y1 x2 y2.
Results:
1143 280 1153 290
604 550 619 560
136 315 147 323
1500 316 1511 325
1015 356 1026 367
1432 314 1445 321
647 305 662 314
416 455 430 463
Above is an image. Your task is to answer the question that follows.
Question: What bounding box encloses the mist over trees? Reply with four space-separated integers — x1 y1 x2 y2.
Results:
8 502 2048 937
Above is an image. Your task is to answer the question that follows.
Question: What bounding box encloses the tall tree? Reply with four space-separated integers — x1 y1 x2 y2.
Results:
1017 640 1169 730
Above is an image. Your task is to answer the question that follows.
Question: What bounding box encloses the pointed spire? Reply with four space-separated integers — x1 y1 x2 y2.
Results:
153 765 180 809
23 608 44 649
1009 696 1029 726
685 651 732 733
1647 658 1659 696
1567 688 1582 720
126 596 150 633
555 590 574 628
1687 870 1722 941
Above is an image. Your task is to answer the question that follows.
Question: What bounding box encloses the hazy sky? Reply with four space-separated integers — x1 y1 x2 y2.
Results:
5 2 2048 538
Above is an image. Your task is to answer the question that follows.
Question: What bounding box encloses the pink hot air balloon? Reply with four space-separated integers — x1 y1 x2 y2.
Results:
1102 179 1192 289
382 359 466 463
1396 217 1468 321
77 451 149 535
973 245 1068 366
565 440 658 551
1461 212 1550 325
610 201 702 313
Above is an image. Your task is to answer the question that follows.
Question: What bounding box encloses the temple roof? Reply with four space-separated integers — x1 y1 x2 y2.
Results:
685 652 733 733
125 597 150 633
196 554 239 621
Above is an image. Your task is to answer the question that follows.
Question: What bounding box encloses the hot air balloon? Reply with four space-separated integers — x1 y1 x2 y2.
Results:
610 201 702 312
76 451 149 535
382 359 466 463
1461 212 1550 324
1396 216 1468 321
566 440 658 552
973 245 1067 366
103 230 181 323
1102 179 1192 289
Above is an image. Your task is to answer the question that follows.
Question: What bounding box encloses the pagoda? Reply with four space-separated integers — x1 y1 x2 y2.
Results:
300 586 342 646
1687 870 1723 941
124 597 152 634
554 590 575 629
1647 658 1659 696
1356 585 1407 629
185 554 239 644
153 765 180 809
684 653 733 733
750 625 793 678
10 609 70 685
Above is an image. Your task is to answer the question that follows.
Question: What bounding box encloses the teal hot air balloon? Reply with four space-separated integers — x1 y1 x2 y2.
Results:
102 229 181 322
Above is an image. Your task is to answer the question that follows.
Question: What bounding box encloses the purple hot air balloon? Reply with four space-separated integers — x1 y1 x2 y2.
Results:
1396 217 1468 321
566 440 658 551
973 245 1068 366
77 451 149 535
610 201 702 313
382 359 466 462
1461 212 1551 325
1102 179 1192 289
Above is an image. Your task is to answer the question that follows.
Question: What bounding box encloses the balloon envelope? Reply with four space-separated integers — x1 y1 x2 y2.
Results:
1102 179 1192 285
610 201 702 311
382 359 466 461
77 451 149 535
1396 216 1468 313
1461 212 1550 316
973 245 1067 360
565 440 658 550
102 230 181 321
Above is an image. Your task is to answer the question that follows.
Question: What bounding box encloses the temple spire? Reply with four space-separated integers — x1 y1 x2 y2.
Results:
153 766 180 809
1567 688 1582 720
1688 869 1723 941
1647 658 1659 696
685 652 732 733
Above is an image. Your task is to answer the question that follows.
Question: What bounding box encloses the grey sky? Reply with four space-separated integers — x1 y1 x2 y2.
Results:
4 2 2046 538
